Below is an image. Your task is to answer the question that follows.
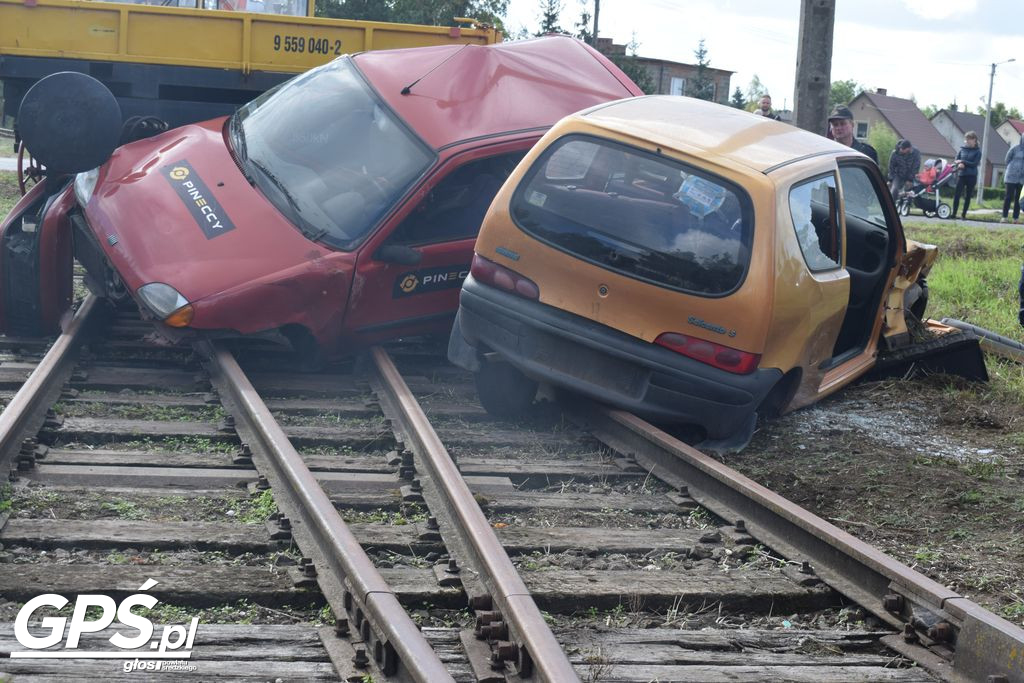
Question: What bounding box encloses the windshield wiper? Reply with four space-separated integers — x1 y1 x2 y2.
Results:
250 159 300 214
229 113 249 163
228 114 260 189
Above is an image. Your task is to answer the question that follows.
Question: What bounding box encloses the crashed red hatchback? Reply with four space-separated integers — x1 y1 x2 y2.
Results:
1 37 640 361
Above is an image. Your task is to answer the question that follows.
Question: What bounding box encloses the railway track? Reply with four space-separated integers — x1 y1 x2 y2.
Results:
0 298 1022 682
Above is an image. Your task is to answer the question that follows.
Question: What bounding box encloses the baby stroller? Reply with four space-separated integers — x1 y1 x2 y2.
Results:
896 159 955 218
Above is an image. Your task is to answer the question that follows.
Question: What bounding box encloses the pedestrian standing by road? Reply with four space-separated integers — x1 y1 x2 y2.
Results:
888 139 921 200
826 106 879 165
951 131 981 220
1002 137 1024 223
753 95 781 120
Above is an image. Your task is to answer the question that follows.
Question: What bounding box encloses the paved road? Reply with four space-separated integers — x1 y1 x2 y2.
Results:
903 210 1024 230
0 157 16 172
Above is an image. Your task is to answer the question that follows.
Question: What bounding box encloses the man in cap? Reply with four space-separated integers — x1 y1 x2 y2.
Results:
888 138 921 199
827 106 878 165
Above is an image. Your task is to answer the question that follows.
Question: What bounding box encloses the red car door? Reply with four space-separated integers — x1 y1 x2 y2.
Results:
344 143 530 345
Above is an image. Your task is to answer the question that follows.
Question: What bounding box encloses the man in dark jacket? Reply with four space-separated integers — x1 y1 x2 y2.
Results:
952 130 982 219
888 139 921 199
827 106 878 165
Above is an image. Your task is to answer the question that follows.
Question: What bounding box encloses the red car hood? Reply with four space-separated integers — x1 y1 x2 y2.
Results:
84 119 327 303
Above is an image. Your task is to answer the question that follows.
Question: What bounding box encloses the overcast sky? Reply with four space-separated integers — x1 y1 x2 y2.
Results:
504 0 1024 116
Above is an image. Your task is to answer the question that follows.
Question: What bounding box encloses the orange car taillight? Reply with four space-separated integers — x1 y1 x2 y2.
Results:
654 332 760 375
471 254 539 300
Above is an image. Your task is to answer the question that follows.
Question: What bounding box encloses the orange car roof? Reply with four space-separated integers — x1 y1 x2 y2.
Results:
578 96 857 173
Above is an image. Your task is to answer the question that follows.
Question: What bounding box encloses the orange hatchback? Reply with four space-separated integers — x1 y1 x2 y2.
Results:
448 96 981 450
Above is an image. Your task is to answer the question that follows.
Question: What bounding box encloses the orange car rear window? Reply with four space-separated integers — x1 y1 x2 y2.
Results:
511 135 753 296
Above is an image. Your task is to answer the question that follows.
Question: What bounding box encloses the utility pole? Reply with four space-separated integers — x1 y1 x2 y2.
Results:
793 0 834 134
592 0 600 46
977 58 1015 204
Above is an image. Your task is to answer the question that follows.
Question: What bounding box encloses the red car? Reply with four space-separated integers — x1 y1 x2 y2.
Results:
1 37 640 362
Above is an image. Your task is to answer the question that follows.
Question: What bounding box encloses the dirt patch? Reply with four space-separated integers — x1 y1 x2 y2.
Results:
724 375 1024 626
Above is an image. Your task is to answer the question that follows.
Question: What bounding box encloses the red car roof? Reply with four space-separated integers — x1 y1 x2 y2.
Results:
353 36 643 150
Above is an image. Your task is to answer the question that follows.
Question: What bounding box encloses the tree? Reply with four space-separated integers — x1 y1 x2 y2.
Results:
867 121 899 169
975 102 1023 127
688 39 715 101
317 0 509 31
393 0 508 27
730 87 746 109
920 104 939 119
573 0 592 44
317 0 392 21
508 24 532 40
535 0 564 35
829 78 862 110
603 33 655 95
745 75 767 105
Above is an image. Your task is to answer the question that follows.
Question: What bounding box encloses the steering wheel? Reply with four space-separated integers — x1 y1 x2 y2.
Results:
17 141 45 196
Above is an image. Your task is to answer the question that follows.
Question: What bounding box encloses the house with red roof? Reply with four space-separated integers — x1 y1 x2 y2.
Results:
996 118 1023 149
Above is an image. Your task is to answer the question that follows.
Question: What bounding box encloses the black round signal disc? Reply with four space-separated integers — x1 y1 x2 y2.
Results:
18 72 122 174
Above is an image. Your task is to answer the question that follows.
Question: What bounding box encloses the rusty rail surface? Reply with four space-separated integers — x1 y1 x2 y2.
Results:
201 341 454 683
576 404 1024 683
370 346 579 682
0 294 98 472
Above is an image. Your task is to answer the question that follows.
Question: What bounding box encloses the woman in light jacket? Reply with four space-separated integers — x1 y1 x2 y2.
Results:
1002 138 1024 223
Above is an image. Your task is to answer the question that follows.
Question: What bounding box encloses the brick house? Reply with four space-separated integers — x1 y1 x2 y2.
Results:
595 38 733 105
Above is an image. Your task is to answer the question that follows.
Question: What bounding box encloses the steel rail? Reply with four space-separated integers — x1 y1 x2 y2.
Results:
370 346 579 682
0 294 98 471
203 343 453 683
577 404 1024 683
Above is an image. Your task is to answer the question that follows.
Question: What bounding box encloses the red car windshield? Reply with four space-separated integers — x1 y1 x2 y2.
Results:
229 57 434 250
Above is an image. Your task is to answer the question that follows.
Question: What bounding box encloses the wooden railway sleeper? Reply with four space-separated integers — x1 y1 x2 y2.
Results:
572 401 1024 683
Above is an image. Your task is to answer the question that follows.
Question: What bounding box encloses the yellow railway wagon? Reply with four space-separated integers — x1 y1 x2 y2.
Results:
0 0 500 126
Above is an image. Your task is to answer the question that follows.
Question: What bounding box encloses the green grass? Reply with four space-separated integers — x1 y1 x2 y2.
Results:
904 220 1024 403
230 489 278 524
1 170 19 218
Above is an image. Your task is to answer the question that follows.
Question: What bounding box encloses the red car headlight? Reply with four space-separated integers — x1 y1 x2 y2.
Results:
137 283 194 327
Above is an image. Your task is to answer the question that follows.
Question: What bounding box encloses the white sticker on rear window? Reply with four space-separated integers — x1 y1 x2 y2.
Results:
528 190 547 207
674 175 726 217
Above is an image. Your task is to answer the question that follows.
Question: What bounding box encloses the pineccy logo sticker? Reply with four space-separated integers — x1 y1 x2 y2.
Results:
393 265 469 298
399 274 419 293
11 578 199 673
162 160 235 240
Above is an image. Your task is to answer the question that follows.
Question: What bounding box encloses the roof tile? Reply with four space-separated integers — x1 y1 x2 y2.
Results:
854 91 955 159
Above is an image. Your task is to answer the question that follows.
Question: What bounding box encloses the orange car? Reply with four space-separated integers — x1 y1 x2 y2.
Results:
448 96 982 450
